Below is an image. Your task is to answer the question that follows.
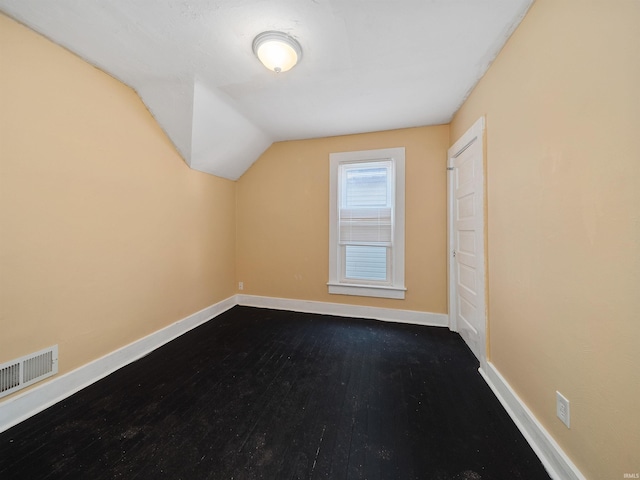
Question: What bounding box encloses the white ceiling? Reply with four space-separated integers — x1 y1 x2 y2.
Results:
0 0 533 180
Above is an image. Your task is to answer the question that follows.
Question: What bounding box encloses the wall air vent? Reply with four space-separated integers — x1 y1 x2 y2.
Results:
0 346 58 399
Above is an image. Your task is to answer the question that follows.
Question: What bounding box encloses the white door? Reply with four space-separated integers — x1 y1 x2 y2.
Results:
448 117 486 367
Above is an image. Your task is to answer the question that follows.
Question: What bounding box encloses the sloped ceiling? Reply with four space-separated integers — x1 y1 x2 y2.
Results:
0 0 533 180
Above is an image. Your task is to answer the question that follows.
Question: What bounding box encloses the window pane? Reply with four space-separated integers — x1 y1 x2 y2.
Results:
345 166 388 207
345 245 387 281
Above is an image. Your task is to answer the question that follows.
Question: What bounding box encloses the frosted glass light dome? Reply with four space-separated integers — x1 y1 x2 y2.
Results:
252 31 302 73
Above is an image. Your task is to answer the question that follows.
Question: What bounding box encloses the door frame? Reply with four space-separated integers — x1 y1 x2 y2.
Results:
447 116 487 369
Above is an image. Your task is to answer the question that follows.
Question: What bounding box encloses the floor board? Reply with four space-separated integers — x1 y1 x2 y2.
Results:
0 306 551 479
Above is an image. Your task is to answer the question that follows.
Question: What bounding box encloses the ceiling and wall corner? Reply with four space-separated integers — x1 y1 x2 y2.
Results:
190 78 272 179
0 0 534 179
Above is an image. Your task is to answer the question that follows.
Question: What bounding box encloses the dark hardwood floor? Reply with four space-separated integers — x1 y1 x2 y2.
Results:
0 306 550 479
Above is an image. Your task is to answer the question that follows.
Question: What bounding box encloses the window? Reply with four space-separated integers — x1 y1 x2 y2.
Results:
328 147 406 299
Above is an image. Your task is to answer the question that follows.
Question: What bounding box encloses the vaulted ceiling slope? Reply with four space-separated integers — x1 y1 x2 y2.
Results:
0 0 533 180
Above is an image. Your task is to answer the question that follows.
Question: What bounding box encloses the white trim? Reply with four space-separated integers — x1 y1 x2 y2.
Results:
447 116 487 371
237 294 448 327
0 292 586 480
329 147 406 299
479 362 586 480
0 294 447 432
327 282 406 299
0 296 236 434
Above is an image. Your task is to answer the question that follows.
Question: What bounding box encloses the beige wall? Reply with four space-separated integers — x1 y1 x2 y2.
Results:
451 1 640 478
4 1 638 476
0 15 236 386
237 126 449 314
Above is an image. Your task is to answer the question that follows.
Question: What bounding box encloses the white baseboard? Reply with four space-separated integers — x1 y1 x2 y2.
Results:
0 296 237 434
2 293 583 480
0 294 446 433
236 294 449 327
479 362 585 480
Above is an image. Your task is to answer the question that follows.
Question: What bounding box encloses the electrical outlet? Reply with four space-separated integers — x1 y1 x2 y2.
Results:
556 391 570 428
238 281 244 291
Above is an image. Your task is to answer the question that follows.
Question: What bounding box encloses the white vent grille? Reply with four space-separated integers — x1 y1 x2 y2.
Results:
0 346 58 399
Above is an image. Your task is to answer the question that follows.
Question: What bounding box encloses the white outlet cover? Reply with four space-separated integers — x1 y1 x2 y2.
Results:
556 391 570 428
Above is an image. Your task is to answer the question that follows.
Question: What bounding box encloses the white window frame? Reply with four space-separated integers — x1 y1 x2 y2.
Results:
328 147 406 299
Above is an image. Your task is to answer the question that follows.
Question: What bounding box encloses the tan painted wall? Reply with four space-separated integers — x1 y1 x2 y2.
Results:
237 126 449 314
5 2 637 475
0 15 236 388
450 1 640 478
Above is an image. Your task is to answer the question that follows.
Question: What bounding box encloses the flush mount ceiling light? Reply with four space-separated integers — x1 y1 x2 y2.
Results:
252 31 302 73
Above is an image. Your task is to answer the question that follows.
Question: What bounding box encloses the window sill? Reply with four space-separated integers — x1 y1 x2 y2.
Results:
327 282 406 299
